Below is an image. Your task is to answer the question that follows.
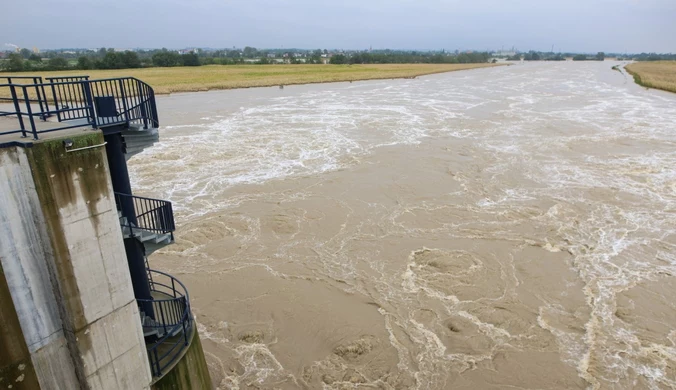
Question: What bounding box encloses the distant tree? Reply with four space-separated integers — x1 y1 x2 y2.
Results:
4 53 25 71
47 57 69 70
152 50 182 67
523 51 540 61
121 51 141 68
182 52 200 66
20 48 32 59
243 46 257 58
77 56 92 70
100 52 123 69
545 54 566 61
573 54 588 61
507 53 522 61
28 53 42 62
349 53 364 64
595 52 605 61
330 54 347 64
201 57 215 65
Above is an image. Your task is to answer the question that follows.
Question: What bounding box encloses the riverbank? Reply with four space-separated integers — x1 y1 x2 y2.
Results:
625 61 676 93
1 63 504 95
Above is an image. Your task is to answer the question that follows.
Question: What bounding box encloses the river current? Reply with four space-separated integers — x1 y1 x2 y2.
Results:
129 61 676 389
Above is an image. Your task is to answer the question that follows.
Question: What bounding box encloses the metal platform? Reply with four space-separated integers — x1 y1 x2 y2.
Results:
0 76 159 147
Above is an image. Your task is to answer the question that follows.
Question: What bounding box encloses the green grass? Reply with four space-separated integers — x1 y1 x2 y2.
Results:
2 63 504 97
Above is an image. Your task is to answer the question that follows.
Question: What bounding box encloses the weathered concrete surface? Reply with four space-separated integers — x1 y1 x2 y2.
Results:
0 261 40 390
0 147 80 389
0 132 152 389
27 133 152 389
0 147 64 352
152 328 213 390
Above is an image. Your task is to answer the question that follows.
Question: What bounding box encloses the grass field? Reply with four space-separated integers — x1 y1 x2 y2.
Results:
1 63 503 96
625 61 676 93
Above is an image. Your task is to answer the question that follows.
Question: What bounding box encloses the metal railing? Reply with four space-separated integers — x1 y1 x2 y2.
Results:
114 192 175 236
138 269 193 378
0 76 50 121
0 76 159 140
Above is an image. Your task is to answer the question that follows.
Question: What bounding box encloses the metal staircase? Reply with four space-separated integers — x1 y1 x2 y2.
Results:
117 209 172 255
137 269 193 377
115 192 175 256
123 124 160 160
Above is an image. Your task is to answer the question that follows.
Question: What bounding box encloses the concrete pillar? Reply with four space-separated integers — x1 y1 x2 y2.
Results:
0 132 152 389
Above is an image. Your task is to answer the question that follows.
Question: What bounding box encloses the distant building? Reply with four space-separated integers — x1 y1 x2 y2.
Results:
495 50 517 57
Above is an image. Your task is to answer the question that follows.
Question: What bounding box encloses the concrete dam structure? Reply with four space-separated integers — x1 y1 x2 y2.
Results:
0 75 211 389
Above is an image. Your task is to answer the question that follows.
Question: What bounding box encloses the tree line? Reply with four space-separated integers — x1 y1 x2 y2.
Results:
329 51 491 64
1 48 203 72
1 47 494 72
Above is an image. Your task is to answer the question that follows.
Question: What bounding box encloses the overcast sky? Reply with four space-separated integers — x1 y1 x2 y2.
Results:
2 0 675 53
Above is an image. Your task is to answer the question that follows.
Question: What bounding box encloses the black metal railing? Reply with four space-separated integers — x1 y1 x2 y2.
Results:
114 192 175 236
138 269 193 377
0 76 159 140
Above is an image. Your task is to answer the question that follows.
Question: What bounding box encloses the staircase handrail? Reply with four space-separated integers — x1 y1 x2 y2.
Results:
114 192 175 235
137 269 193 378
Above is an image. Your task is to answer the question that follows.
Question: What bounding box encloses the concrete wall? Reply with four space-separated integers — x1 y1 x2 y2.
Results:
0 146 80 389
0 258 40 390
151 328 212 390
0 132 152 389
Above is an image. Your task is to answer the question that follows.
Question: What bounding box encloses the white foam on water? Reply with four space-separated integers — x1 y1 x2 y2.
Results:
129 62 676 388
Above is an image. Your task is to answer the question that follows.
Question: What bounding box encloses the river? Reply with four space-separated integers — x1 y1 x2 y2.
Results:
128 61 676 389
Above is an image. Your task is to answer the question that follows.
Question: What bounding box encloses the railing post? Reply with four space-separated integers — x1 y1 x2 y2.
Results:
118 79 130 125
9 85 26 138
149 88 159 128
82 81 97 128
50 82 61 122
39 77 50 118
136 81 149 129
33 77 47 121
153 349 161 376
183 315 189 346
22 87 38 140
158 302 168 336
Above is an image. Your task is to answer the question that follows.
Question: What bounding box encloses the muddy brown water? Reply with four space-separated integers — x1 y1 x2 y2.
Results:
128 61 676 389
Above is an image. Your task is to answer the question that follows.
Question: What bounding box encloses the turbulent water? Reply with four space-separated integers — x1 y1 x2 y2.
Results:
129 62 676 389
